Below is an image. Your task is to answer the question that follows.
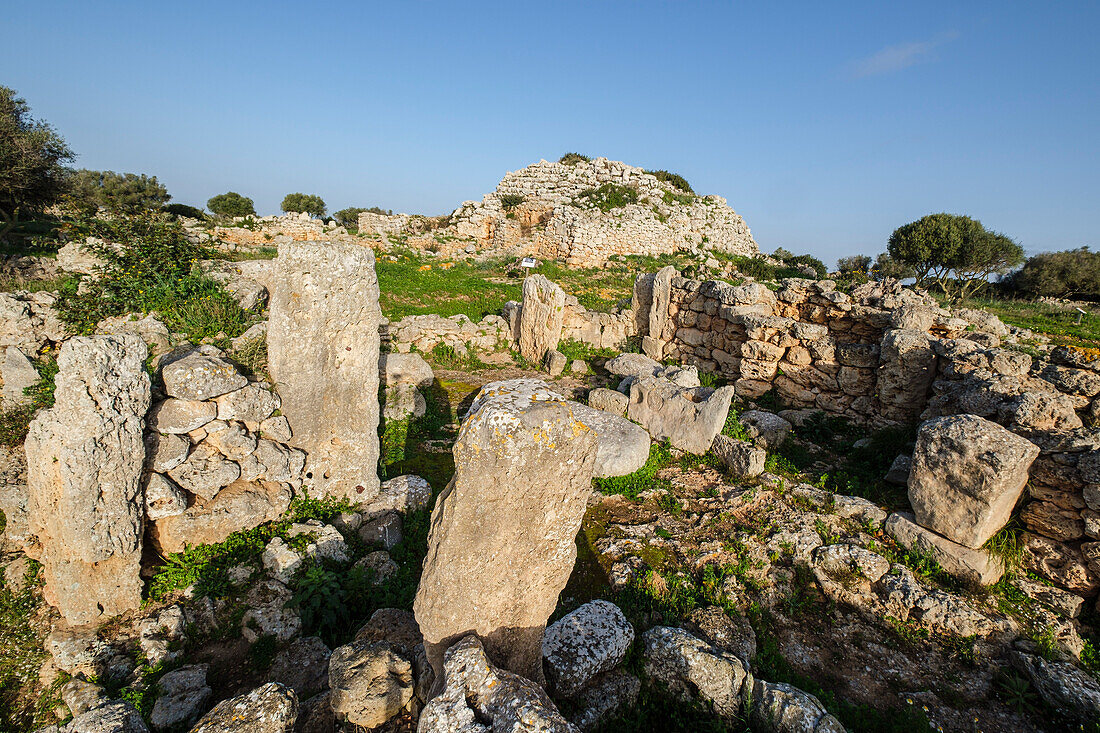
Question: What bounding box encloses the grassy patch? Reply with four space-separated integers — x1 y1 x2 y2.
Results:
0 354 59 447
593 442 675 500
375 251 520 320
952 295 1100 348
576 184 639 212
0 561 62 733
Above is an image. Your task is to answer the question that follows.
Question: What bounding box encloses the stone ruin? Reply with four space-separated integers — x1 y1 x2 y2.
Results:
359 157 759 266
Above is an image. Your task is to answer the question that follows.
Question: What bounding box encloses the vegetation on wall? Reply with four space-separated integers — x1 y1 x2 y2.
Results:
647 169 694 194
577 183 639 212
559 152 590 165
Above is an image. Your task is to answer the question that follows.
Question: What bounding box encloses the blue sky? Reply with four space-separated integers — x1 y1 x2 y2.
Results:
4 1 1097 265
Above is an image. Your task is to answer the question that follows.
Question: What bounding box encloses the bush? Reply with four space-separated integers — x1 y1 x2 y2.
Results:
55 211 253 342
647 169 694 193
559 152 590 165
281 193 326 217
500 194 524 210
871 251 915 281
67 170 170 213
332 207 366 230
1010 247 1100 299
162 203 205 220
578 184 639 212
836 255 871 276
207 191 255 218
773 250 827 278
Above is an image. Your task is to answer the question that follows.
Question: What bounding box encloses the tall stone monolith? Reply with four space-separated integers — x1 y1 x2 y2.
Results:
414 379 598 692
267 241 381 502
517 275 565 365
25 334 150 625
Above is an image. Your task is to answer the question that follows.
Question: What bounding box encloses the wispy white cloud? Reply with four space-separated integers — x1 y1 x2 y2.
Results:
848 31 959 79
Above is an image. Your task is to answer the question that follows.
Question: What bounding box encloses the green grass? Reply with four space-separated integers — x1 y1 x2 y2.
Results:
0 355 59 447
375 251 521 320
0 561 64 733
593 442 676 500
952 295 1100 348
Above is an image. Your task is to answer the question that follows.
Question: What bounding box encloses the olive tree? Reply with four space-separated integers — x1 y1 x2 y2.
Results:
0 86 73 238
1012 248 1100 299
68 169 170 213
887 213 1023 301
207 192 256 218
281 192 326 217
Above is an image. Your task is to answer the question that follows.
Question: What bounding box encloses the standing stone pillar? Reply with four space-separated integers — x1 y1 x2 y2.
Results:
268 241 382 502
25 334 150 625
643 265 676 360
414 379 598 692
517 275 565 365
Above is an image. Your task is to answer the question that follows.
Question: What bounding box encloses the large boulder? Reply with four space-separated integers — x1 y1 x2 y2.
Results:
418 635 576 732
568 402 650 478
150 664 211 730
414 379 598 689
161 352 247 401
542 600 634 698
328 640 413 728
908 414 1039 549
61 700 148 733
641 626 752 722
628 377 736 454
750 680 846 733
1 346 39 406
885 512 1004 585
24 335 150 625
190 682 298 733
148 480 292 554
1009 651 1100 725
517 275 566 364
267 240 382 502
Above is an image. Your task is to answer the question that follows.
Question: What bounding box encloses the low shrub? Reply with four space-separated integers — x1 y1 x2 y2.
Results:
577 184 639 213
161 203 206 220
499 194 525 210
558 152 590 165
647 169 694 193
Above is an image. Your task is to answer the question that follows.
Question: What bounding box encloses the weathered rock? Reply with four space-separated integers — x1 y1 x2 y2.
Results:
328 640 413 728
359 512 403 550
203 420 258 460
885 512 1004 585
545 348 567 376
877 329 936 421
261 537 303 584
288 520 348 563
1 346 39 406
268 240 382 502
1009 651 1100 725
418 635 576 732
62 700 149 733
190 682 297 733
566 669 640 732
380 352 434 388
139 605 187 667
366 474 432 515
0 478 29 552
628 377 736 454
144 433 190 473
24 335 150 625
267 637 330 699
1021 501 1085 542
908 414 1039 549
214 384 280 423
161 352 247 401
711 435 766 479
542 600 634 698
241 580 301 643
518 274 566 364
604 352 662 380
151 664 211 731
353 551 398 584
45 626 110 677
97 313 173 357
587 387 628 417
683 606 757 664
751 680 846 733
1020 532 1100 596
738 410 792 450
641 626 751 721
147 399 216 435
143 473 187 522
414 379 598 688
60 679 108 717
149 480 292 554
1014 577 1085 618
166 443 241 500
884 454 911 485
568 402 650 478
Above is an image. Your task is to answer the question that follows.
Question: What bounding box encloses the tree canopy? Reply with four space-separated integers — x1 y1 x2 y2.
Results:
1011 247 1100 299
281 192 326 217
68 169 170 213
887 213 1024 301
0 86 73 236
207 191 256 218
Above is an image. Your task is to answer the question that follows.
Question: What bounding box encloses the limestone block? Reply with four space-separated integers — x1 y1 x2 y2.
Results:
518 275 566 364
414 379 598 688
25 335 150 625
542 600 634 698
885 512 1004 586
628 377 735 454
268 241 381 502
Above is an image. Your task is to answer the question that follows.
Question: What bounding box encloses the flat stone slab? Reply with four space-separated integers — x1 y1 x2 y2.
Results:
885 512 1004 586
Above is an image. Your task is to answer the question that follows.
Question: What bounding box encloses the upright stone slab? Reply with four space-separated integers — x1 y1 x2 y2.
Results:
643 265 676 359
268 241 381 502
25 335 150 625
517 274 566 364
414 379 598 690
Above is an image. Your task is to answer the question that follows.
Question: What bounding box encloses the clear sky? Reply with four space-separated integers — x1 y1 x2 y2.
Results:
4 1 1097 265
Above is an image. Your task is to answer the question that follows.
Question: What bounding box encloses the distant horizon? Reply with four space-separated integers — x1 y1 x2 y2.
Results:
5 0 1097 266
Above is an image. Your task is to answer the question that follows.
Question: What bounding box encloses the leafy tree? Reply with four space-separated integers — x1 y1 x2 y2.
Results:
333 207 366 230
0 86 73 238
68 169 170 213
836 255 871 276
162 203 206 220
207 191 255 218
1011 247 1100 299
888 213 1023 301
281 192 326 217
871 252 916 280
